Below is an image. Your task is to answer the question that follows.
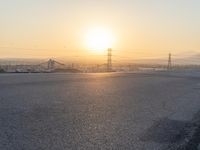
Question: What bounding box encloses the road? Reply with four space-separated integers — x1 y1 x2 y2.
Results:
0 72 200 150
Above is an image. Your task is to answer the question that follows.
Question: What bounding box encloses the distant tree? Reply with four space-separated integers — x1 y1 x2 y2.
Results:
0 68 5 73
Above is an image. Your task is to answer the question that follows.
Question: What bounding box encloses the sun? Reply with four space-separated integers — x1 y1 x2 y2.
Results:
85 27 113 53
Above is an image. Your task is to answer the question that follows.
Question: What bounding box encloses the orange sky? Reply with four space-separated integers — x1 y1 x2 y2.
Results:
0 0 200 62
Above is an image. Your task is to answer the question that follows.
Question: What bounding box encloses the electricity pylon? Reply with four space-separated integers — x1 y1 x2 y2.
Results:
107 48 112 72
167 53 172 70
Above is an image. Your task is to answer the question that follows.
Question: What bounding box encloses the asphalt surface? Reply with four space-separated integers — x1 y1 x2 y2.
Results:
0 72 200 150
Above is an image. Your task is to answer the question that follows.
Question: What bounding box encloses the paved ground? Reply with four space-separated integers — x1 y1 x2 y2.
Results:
0 72 200 150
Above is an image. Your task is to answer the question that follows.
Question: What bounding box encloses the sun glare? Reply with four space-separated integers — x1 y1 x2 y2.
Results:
85 27 113 53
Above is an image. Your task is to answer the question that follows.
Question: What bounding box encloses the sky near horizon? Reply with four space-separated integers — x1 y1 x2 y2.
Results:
0 0 200 62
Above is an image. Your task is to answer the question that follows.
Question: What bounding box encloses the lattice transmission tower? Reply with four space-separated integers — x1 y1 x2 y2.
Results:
107 48 112 72
167 53 172 70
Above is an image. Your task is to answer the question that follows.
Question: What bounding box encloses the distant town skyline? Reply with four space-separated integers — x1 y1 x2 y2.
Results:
0 0 200 62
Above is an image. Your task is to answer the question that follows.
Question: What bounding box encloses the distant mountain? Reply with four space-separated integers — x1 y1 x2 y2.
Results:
131 53 200 65
171 53 200 65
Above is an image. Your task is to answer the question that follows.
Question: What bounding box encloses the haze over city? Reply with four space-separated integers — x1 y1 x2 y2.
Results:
0 0 200 63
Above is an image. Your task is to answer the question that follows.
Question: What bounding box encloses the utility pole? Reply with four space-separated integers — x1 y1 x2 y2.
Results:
167 53 172 70
107 48 112 72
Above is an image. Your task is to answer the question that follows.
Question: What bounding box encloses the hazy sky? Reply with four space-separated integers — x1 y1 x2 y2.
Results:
0 0 200 62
